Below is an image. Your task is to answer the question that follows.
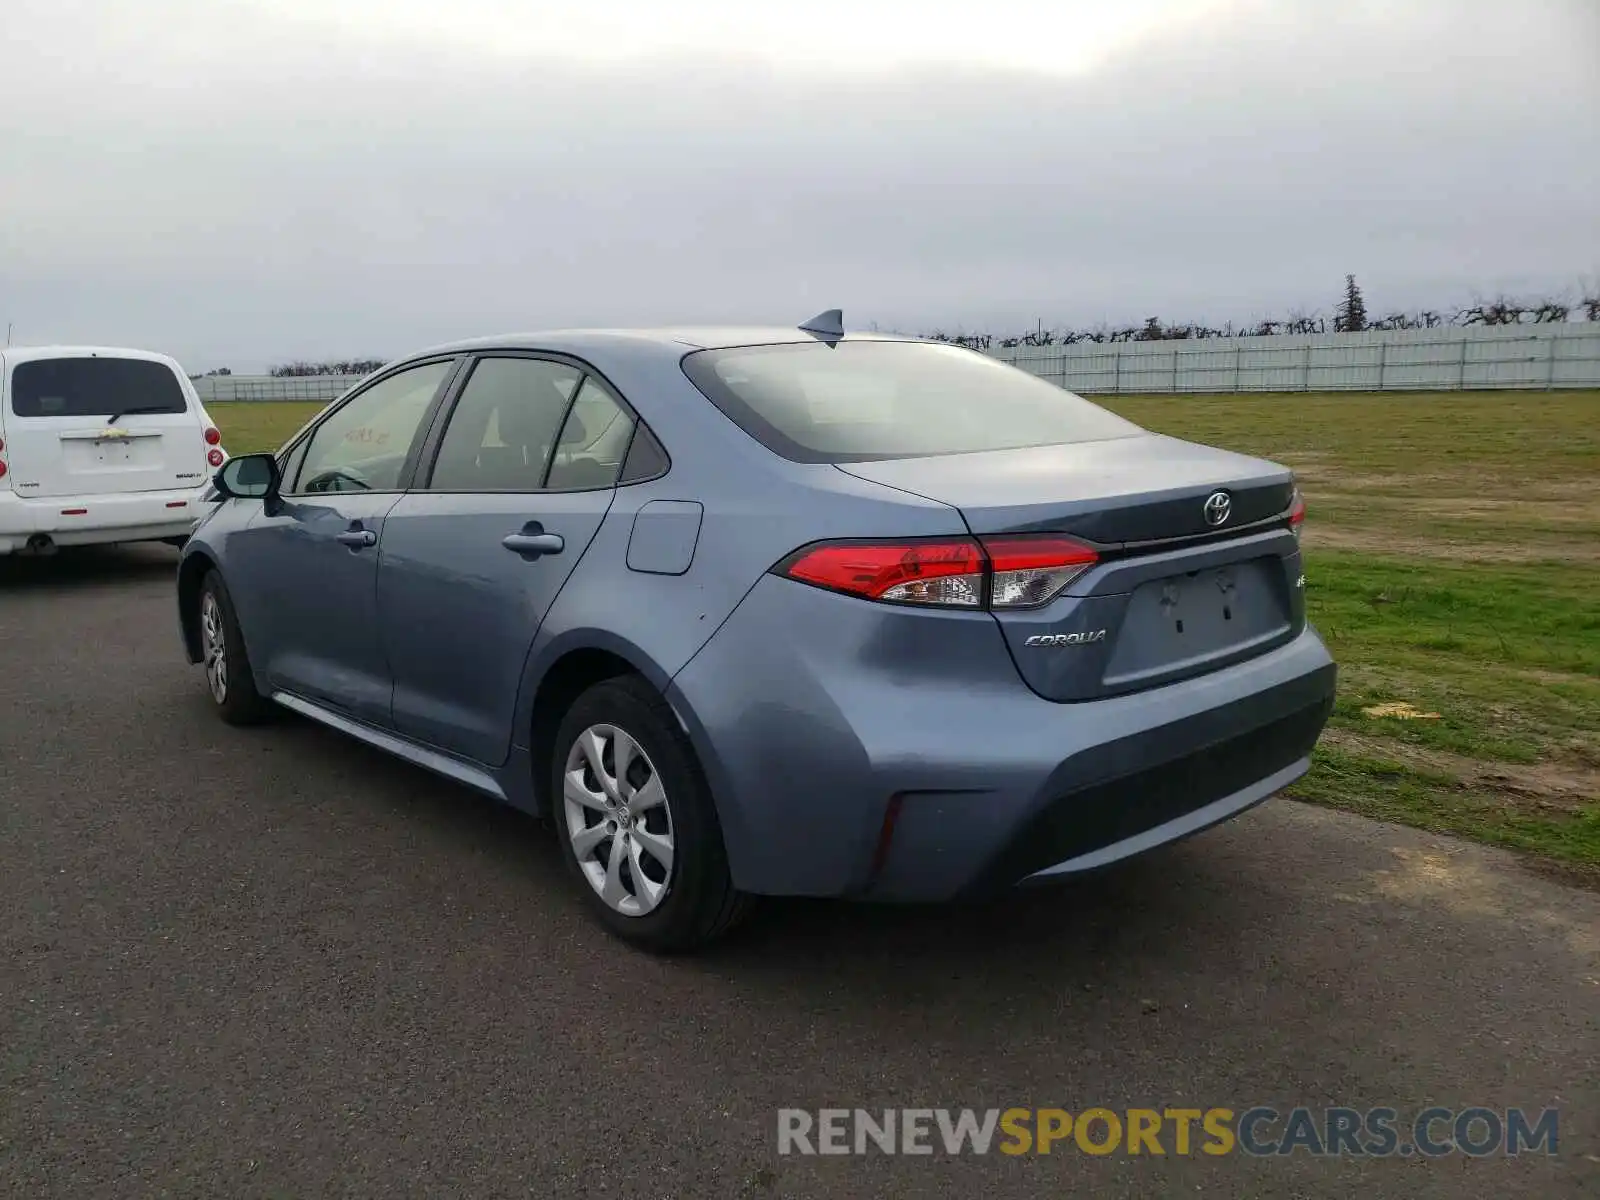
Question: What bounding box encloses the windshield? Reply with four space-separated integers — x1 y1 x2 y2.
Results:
11 357 187 419
680 340 1142 464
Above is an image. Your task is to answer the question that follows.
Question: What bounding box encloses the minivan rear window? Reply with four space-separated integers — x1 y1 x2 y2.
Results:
680 340 1141 464
10 357 187 419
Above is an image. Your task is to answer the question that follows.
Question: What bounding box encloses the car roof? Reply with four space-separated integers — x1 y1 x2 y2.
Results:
405 327 925 363
2 345 183 367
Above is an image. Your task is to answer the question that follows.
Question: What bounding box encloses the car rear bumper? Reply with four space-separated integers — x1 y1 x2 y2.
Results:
668 574 1337 902
0 487 210 553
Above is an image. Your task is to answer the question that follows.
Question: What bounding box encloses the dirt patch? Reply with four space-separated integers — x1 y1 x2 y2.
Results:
1296 470 1459 492
1322 728 1599 814
1411 496 1600 525
1293 468 1597 504
1366 843 1600 911
1516 666 1600 688
1300 525 1600 563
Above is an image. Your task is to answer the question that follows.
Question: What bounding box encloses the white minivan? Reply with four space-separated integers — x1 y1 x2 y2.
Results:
0 346 228 555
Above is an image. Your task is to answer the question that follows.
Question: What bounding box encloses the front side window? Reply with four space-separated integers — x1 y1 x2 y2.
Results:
277 437 311 493
11 357 187 419
680 340 1142 464
427 357 584 491
294 359 454 494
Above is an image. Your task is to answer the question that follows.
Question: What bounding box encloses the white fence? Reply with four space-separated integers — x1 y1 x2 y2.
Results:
988 323 1600 393
193 324 1600 403
192 374 365 404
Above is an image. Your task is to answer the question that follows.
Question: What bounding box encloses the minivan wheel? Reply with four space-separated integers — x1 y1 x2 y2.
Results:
551 676 750 952
198 569 272 726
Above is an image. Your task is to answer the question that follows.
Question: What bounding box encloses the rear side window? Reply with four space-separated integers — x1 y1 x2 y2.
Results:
680 341 1141 464
427 358 583 491
544 377 636 491
11 357 187 419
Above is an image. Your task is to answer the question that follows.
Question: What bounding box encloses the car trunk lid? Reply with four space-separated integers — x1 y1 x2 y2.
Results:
836 434 1306 701
836 433 1293 542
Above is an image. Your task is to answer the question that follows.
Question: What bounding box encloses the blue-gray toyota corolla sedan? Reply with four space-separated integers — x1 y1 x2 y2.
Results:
178 316 1336 951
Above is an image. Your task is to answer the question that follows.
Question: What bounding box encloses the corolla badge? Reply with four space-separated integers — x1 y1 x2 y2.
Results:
1203 490 1232 527
1025 630 1107 647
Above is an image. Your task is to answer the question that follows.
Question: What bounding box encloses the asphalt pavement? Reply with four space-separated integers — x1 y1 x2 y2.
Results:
2 545 1595 1198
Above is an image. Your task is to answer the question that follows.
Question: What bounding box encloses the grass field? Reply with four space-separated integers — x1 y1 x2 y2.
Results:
207 390 1600 883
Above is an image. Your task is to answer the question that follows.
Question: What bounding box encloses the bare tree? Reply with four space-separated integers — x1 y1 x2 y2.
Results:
1284 309 1324 335
270 358 385 377
1458 296 1528 326
914 281 1586 346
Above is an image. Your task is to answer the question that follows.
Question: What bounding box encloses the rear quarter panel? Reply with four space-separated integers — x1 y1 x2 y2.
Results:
508 360 972 758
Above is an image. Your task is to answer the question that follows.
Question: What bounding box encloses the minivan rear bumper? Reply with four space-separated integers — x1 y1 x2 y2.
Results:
668 573 1336 902
0 487 210 554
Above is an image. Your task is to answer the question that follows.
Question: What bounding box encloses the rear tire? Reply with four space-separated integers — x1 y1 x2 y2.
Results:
198 569 273 726
551 675 751 953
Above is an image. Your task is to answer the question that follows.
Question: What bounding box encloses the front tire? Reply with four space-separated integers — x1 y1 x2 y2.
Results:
198 569 273 726
551 676 750 952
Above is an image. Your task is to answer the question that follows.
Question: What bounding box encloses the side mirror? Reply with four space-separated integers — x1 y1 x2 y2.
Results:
213 453 280 501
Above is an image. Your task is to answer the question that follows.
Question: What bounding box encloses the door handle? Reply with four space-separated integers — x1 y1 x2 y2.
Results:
337 527 377 548
502 531 564 558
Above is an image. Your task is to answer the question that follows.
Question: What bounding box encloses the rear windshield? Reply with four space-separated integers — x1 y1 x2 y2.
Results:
10 357 187 419
680 340 1141 463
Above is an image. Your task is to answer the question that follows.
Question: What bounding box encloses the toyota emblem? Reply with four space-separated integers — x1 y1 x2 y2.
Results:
1203 491 1232 527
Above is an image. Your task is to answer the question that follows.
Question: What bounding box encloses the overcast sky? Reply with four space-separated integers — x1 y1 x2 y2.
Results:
3 0 1596 371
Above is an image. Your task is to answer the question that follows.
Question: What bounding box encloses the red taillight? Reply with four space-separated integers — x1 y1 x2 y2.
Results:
204 427 222 446
0 459 7 480
781 539 986 607
0 436 6 452
1288 488 1306 538
207 448 225 467
778 534 1099 610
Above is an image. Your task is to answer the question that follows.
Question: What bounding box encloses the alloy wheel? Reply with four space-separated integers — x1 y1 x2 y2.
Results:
562 723 676 917
200 591 228 704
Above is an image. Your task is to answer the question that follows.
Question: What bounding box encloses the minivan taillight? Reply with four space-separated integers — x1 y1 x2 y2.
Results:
1288 488 1306 540
777 534 1099 610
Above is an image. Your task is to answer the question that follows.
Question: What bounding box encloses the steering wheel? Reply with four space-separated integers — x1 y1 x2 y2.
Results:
302 467 372 493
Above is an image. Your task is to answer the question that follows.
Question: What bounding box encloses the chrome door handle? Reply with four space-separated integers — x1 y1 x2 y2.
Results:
502 532 564 557
337 528 377 548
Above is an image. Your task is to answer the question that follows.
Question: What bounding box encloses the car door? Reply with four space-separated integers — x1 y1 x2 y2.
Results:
225 357 460 725
377 356 639 765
